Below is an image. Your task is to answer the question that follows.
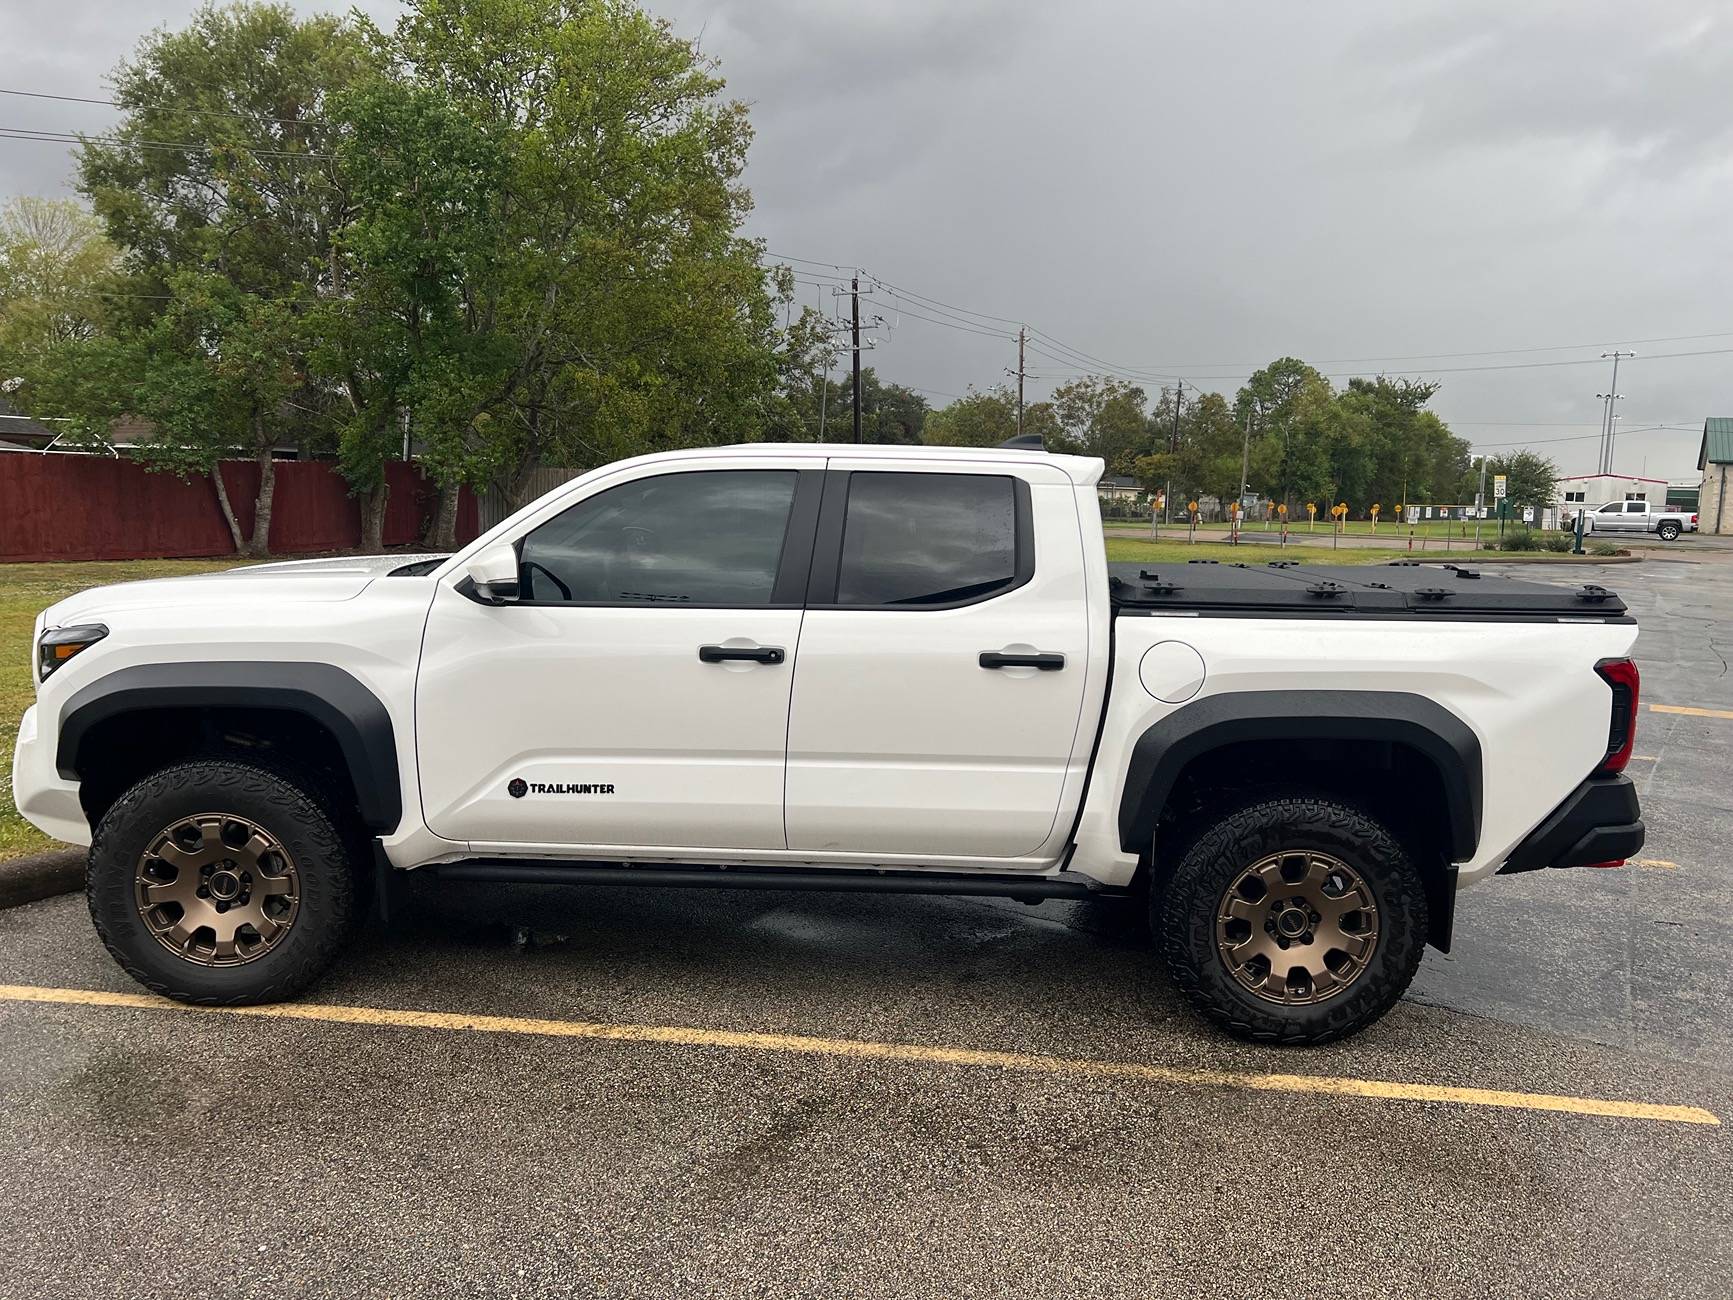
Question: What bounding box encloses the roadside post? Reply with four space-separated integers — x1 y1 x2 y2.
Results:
1573 507 1586 554
1188 500 1198 544
1151 492 1164 540
1307 501 1317 531
1494 474 1508 542
1370 502 1380 534
1278 502 1288 547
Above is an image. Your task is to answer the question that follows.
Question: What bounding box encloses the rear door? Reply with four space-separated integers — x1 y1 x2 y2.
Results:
783 460 1092 861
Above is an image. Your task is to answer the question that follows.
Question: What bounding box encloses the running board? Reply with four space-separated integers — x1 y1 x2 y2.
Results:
426 860 1121 901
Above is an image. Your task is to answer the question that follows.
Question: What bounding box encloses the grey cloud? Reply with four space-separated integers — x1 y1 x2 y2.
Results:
1 0 1727 479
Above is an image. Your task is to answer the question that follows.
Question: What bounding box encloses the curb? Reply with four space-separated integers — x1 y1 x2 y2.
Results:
0 848 84 910
1466 553 1642 565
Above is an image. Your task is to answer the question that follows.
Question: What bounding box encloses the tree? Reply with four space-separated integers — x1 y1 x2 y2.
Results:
1134 389 1243 510
0 198 117 391
369 0 794 511
922 385 1019 447
778 366 928 444
53 3 368 554
1481 450 1559 511
1049 375 1149 475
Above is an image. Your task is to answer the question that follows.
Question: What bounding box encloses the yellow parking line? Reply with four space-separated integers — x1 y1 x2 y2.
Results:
1649 704 1733 720
0 983 1717 1127
1637 859 1679 870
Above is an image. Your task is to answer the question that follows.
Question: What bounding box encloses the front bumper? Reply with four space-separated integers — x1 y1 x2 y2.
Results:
11 705 90 846
1498 773 1644 873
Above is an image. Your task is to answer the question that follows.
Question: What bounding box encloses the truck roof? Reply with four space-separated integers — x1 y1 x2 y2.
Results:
1110 560 1631 622
723 442 1106 486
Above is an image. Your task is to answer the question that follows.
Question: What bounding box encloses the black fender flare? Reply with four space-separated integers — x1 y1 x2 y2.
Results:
57 662 403 834
1117 689 1483 862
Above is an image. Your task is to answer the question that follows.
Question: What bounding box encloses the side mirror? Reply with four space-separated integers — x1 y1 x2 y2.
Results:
466 541 521 604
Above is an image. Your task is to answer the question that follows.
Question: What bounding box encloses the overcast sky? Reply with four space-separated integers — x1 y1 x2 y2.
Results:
4 0 1728 481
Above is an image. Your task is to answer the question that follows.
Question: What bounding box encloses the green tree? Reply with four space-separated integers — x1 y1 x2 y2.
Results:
1481 449 1559 512
0 197 117 391
53 2 368 554
778 366 928 444
923 385 1021 447
1050 375 1149 475
372 0 793 511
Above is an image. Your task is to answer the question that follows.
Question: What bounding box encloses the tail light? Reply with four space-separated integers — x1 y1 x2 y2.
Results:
1594 658 1639 775
1692 514 1699 525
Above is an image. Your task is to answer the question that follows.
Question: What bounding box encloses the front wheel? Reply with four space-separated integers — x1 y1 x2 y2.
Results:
1657 521 1681 541
1155 795 1428 1045
87 760 357 1004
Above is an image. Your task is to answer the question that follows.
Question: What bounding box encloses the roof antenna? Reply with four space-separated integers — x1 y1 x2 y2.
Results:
999 433 1046 451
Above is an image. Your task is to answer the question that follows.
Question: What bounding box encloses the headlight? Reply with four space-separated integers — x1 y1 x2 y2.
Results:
37 623 108 681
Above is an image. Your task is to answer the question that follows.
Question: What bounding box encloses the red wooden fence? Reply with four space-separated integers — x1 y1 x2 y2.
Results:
0 455 479 563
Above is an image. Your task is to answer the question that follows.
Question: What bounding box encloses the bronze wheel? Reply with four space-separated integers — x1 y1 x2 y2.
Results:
1214 850 1379 1006
133 813 301 967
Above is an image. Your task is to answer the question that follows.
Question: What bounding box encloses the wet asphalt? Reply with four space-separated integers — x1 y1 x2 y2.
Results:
1 548 1731 1299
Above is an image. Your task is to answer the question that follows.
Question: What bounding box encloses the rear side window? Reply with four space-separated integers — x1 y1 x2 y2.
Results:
517 470 797 605
835 472 1022 606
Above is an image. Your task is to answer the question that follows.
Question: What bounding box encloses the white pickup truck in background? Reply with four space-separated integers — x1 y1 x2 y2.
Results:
13 441 1645 1044
1576 499 1698 540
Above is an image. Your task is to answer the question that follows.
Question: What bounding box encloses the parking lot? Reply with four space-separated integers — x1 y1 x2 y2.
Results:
2 552 1731 1300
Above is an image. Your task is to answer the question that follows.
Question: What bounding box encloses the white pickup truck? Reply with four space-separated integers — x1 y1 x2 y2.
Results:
13 442 1646 1043
1575 499 1698 541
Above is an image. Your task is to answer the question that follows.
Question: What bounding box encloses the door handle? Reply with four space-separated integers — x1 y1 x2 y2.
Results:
699 644 785 665
979 651 1065 671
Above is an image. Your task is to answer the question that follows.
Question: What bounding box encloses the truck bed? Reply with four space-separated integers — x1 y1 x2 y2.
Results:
1108 559 1631 621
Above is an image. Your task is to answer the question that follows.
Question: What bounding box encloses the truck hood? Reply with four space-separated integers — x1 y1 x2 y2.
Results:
40 553 449 627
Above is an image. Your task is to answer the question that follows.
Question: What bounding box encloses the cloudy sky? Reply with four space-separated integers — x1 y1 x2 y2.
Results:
4 0 1729 480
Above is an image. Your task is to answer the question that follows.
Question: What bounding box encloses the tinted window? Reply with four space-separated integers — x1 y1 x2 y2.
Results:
518 470 797 604
836 472 1019 606
1597 503 1623 514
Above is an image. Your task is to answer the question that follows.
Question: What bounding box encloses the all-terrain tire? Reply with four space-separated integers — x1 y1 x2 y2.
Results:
87 760 357 1004
1155 795 1428 1046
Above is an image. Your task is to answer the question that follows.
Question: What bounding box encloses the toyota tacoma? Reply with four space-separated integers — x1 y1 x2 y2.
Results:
12 442 1645 1043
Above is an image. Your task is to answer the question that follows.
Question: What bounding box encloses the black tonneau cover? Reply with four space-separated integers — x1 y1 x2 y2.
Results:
1109 560 1631 621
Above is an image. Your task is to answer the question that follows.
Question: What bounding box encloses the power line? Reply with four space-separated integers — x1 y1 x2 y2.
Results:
0 85 334 130
0 125 334 160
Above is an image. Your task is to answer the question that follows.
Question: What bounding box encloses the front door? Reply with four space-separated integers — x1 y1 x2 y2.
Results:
417 459 823 851
783 461 1093 861
1592 501 1627 533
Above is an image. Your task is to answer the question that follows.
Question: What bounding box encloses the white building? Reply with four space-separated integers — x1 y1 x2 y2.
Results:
1555 473 1670 511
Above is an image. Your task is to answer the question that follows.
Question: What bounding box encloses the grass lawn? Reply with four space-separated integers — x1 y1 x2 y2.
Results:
1 559 243 860
1105 538 1422 565
1109 519 1524 541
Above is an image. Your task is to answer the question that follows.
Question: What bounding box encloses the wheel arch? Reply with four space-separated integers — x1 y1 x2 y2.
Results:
1119 690 1482 951
57 662 402 835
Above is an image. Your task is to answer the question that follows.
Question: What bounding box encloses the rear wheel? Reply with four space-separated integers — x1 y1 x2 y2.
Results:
1657 521 1681 541
87 760 357 1004
1155 795 1427 1045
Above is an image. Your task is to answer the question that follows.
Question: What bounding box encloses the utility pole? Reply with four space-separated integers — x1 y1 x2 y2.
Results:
1016 326 1027 438
1474 455 1487 548
1166 381 1184 524
850 275 863 444
1238 403 1255 518
1597 350 1634 473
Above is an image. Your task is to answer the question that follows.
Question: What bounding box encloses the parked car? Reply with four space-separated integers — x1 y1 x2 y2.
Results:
1571 500 1697 541
12 442 1644 1044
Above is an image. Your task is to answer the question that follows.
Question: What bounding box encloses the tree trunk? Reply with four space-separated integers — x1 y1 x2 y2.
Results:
247 439 276 557
210 466 246 554
423 481 460 552
358 480 389 554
